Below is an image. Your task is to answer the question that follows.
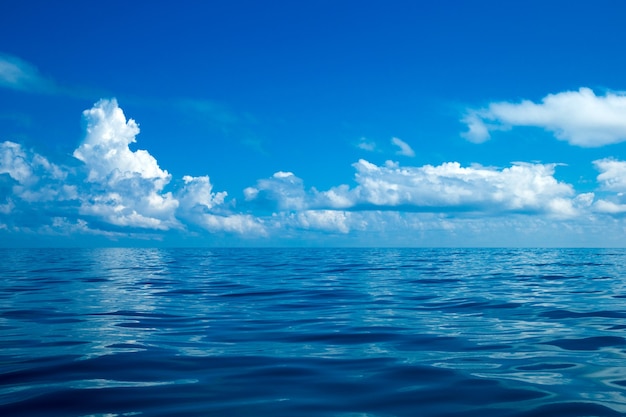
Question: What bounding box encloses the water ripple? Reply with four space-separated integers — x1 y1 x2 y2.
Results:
2 248 626 416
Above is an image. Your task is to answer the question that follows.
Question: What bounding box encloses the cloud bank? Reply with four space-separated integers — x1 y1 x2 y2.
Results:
2 97 626 246
462 88 626 147
1 99 266 239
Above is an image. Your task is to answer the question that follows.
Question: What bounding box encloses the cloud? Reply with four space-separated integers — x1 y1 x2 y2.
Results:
243 158 582 218
7 97 626 246
73 99 180 230
192 213 266 235
356 137 377 151
462 88 626 147
0 99 270 237
0 140 74 203
244 171 309 211
177 174 266 235
391 137 415 157
74 99 171 186
178 175 228 211
594 158 626 192
591 158 626 215
320 159 579 217
0 53 55 93
293 210 351 233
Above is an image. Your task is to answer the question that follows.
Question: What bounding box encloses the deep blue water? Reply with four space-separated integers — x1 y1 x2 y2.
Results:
1 248 626 416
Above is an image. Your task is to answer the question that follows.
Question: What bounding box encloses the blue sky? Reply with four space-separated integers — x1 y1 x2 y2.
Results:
2 0 626 247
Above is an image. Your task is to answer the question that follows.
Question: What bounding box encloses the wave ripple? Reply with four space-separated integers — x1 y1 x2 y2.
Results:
2 248 626 416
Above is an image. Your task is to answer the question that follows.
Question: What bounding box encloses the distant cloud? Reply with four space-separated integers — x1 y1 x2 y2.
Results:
594 158 626 192
319 159 580 217
592 158 626 215
293 210 351 233
244 171 309 211
391 137 415 157
6 98 626 245
356 137 377 151
242 157 583 218
0 53 56 93
0 141 74 203
462 88 626 147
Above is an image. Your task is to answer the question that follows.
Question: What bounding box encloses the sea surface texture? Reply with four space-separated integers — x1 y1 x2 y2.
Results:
2 248 626 416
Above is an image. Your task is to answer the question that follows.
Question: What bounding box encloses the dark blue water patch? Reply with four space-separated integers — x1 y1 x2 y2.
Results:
517 401 623 417
541 309 626 319
410 278 462 284
287 330 403 344
516 363 578 371
541 336 626 351
3 308 83 324
539 274 585 280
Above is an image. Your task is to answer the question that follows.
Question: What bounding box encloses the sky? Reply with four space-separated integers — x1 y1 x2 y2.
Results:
2 0 626 247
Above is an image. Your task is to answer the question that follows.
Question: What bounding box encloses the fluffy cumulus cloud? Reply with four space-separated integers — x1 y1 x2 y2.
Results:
292 210 352 234
317 159 580 217
594 158 626 192
244 171 309 211
240 158 597 238
0 99 266 238
73 99 180 230
462 88 626 147
5 97 626 245
592 158 626 215
0 140 75 206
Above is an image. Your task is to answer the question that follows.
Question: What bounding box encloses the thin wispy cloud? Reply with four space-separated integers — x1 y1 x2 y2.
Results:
462 88 626 147
391 137 415 157
356 137 377 152
0 53 56 94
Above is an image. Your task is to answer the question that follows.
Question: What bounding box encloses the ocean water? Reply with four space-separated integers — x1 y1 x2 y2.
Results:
1 248 626 417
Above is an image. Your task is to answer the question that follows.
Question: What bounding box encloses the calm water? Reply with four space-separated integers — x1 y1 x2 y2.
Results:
2 248 626 416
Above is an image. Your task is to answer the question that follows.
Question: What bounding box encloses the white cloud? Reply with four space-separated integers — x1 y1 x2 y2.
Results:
74 99 170 186
175 175 265 235
0 53 55 93
357 137 377 151
462 88 626 147
8 96 626 246
594 200 626 214
243 158 581 219
320 159 577 217
67 99 267 235
294 210 351 233
0 141 37 184
194 213 266 235
591 158 626 216
73 99 180 230
0 140 73 202
594 158 626 192
244 171 309 210
391 137 415 157
179 175 227 211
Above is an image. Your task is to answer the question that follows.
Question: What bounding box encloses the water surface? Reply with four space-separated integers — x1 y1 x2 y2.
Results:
1 248 626 416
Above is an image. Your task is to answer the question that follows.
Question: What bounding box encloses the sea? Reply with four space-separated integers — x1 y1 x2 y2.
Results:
1 248 626 417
